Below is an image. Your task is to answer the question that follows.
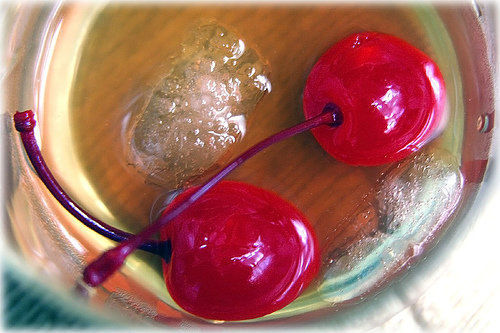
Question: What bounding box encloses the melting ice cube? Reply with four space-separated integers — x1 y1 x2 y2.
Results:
319 147 463 303
126 22 271 189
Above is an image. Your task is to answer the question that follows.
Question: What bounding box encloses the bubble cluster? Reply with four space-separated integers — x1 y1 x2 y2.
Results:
126 22 271 188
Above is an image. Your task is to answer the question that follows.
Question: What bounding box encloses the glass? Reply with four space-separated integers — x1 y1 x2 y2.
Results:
2 2 496 329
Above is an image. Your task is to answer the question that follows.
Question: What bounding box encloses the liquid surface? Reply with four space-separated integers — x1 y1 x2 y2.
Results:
37 4 464 323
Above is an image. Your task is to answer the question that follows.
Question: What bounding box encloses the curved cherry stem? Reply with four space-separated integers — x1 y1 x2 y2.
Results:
82 104 343 287
13 110 170 257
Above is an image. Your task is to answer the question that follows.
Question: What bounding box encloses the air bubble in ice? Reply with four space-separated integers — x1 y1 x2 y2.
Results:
126 22 271 188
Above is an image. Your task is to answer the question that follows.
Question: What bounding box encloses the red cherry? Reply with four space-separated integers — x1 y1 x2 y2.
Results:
303 31 447 166
160 181 319 321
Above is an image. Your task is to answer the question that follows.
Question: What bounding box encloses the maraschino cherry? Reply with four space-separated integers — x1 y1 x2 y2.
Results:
161 181 318 320
304 32 447 165
13 31 447 322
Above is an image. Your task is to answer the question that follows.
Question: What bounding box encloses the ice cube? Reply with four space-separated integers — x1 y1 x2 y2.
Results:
319 147 463 303
126 22 271 189
376 147 463 237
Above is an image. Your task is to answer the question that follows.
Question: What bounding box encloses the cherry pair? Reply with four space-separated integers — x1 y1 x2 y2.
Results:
14 31 446 321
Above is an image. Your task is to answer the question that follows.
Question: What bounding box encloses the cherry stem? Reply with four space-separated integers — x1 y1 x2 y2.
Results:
82 104 343 287
13 110 171 257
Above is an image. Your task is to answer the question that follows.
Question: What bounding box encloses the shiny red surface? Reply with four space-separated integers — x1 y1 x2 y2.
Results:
160 181 319 321
303 32 447 166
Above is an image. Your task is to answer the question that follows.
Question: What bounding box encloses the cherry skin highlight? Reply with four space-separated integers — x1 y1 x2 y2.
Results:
303 31 447 166
160 181 320 321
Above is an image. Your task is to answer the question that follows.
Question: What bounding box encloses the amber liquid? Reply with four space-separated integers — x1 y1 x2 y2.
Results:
41 4 463 322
